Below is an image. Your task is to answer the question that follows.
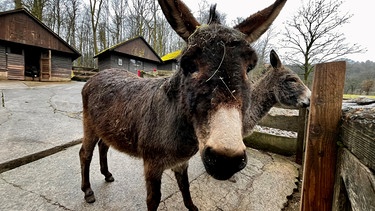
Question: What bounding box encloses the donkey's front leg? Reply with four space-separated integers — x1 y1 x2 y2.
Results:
172 162 198 211
144 162 163 211
98 139 114 182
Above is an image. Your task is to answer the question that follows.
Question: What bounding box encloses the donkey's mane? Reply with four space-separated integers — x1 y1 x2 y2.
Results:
188 25 245 44
186 5 245 48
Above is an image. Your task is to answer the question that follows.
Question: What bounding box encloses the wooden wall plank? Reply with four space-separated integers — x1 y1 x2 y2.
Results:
340 107 375 172
0 45 6 70
7 53 24 80
332 148 375 211
51 53 71 80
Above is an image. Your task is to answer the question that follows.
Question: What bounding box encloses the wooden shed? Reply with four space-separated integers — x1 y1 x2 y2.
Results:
94 36 162 74
158 50 181 71
0 8 80 81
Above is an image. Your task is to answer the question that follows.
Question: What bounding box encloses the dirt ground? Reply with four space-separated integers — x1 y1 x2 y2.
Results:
282 179 301 211
282 155 302 211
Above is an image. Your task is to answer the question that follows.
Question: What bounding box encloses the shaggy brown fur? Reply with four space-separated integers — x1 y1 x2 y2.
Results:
79 1 287 210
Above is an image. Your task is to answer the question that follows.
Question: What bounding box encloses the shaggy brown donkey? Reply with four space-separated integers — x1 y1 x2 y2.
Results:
244 49 311 135
79 0 287 210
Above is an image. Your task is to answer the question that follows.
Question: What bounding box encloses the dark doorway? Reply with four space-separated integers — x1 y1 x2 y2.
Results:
24 47 41 80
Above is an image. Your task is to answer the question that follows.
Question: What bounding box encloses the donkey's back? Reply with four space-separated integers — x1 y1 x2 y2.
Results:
82 69 167 156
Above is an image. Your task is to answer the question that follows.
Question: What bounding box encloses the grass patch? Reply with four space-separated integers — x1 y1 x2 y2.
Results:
343 94 375 99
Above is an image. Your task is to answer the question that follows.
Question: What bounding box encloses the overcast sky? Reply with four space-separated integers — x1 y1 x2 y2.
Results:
182 0 373 62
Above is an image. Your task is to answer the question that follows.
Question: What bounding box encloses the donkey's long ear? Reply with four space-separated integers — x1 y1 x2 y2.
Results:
234 0 287 43
158 0 200 41
270 49 282 69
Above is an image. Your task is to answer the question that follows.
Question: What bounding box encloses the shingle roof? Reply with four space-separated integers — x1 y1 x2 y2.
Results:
0 8 81 59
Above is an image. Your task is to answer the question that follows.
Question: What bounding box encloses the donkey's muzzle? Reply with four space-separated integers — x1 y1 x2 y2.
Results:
302 98 310 107
202 146 247 180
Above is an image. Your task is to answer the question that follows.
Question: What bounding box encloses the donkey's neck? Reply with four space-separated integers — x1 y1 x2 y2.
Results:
244 72 277 135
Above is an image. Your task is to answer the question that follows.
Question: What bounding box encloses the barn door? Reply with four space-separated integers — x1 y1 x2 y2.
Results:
7 52 25 80
40 50 51 81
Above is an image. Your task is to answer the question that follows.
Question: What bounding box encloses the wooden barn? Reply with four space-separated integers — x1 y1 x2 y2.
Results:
0 8 80 81
158 50 181 71
94 36 162 74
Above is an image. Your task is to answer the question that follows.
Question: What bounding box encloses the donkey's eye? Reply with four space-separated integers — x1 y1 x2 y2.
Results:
228 41 242 47
286 77 298 83
247 64 255 73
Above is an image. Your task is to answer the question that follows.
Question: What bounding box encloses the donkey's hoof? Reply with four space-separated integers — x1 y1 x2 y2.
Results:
84 190 96 203
105 175 114 182
189 205 199 211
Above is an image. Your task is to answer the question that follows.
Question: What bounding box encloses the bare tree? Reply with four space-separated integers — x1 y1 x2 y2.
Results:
253 27 278 65
361 80 375 95
0 0 15 11
152 12 167 56
43 0 64 34
196 0 210 24
77 6 95 67
14 0 22 9
280 0 366 83
89 0 104 55
22 0 47 20
65 0 80 47
96 0 110 51
98 21 108 50
109 0 128 44
126 0 152 39
248 26 279 80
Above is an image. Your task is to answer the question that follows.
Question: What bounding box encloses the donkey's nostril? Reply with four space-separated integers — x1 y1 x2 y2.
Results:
202 147 247 180
238 153 247 170
203 147 216 165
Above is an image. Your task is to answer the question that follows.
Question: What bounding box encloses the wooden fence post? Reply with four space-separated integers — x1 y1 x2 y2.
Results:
296 107 308 165
300 61 346 211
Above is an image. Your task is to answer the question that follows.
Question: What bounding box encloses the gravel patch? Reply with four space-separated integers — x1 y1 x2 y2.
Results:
254 125 297 138
255 107 299 138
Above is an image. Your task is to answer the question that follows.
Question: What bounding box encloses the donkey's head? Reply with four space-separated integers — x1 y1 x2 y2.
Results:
268 50 311 108
159 0 286 180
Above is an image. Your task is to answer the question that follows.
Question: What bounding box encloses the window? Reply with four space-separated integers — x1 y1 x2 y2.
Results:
118 58 123 66
9 46 23 55
130 59 143 72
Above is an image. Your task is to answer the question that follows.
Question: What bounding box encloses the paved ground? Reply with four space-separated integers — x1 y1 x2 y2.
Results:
0 80 300 211
0 81 83 171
